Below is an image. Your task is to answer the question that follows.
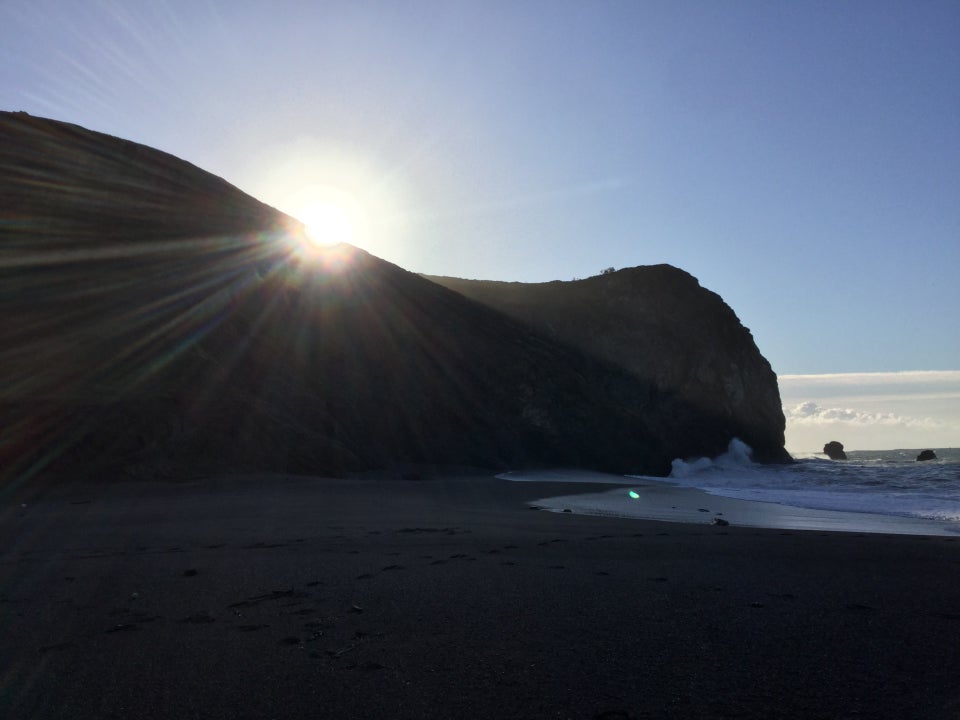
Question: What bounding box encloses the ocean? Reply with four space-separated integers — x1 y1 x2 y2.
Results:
502 440 960 535
658 440 960 525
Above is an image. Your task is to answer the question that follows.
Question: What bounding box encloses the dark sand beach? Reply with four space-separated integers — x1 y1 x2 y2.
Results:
3 472 959 719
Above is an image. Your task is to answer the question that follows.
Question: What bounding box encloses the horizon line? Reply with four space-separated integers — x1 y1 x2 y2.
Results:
778 370 960 382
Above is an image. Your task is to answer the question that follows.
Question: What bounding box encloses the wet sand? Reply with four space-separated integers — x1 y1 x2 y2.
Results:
503 470 960 536
3 471 960 719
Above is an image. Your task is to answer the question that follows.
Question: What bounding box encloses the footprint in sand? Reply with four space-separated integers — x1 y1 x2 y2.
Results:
105 623 139 633
40 641 77 652
180 612 216 624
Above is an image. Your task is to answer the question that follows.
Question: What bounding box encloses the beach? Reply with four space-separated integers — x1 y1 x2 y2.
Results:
3 471 960 719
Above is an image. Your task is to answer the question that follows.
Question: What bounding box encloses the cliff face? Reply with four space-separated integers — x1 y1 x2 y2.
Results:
1 111 789 487
426 269 789 463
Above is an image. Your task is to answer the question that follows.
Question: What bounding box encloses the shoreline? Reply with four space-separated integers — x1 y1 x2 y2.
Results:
502 470 960 537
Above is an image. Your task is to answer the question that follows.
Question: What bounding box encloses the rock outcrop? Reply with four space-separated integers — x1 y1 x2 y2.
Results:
427 269 790 463
1 111 792 486
916 450 937 462
823 441 847 460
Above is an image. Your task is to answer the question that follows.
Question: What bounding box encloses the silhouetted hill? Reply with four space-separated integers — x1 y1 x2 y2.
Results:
426 270 789 463
1 111 789 487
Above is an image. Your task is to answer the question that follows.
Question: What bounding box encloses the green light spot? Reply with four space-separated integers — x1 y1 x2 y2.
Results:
628 491 640 499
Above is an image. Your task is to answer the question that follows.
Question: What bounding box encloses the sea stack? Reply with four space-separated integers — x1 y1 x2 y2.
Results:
823 441 847 460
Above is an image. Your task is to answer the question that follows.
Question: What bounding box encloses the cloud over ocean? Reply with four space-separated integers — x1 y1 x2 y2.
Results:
778 371 960 452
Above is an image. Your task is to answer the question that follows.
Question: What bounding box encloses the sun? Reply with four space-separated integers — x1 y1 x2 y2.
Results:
253 142 412 265
293 186 366 249
299 199 356 247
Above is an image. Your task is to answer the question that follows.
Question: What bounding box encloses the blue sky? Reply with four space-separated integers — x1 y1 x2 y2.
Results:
3 1 957 449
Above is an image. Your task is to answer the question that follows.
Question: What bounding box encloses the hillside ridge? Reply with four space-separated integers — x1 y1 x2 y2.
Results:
1 111 790 487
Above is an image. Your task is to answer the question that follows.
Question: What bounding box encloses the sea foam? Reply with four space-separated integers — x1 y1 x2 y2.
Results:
644 440 960 525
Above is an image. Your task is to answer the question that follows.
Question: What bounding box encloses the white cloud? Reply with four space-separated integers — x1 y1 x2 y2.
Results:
784 401 943 428
777 371 960 452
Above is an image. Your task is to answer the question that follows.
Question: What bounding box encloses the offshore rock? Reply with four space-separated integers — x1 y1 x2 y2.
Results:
823 441 848 460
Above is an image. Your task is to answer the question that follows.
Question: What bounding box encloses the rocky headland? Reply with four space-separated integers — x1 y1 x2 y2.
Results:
427 269 789 464
1 111 791 487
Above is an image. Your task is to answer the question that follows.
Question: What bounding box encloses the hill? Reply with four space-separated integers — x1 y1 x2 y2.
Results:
1 111 789 488
426 269 788 463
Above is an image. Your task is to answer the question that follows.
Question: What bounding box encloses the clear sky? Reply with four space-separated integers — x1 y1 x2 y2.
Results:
3 1 957 450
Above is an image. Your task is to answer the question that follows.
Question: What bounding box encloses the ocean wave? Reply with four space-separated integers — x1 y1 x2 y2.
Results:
630 439 960 525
